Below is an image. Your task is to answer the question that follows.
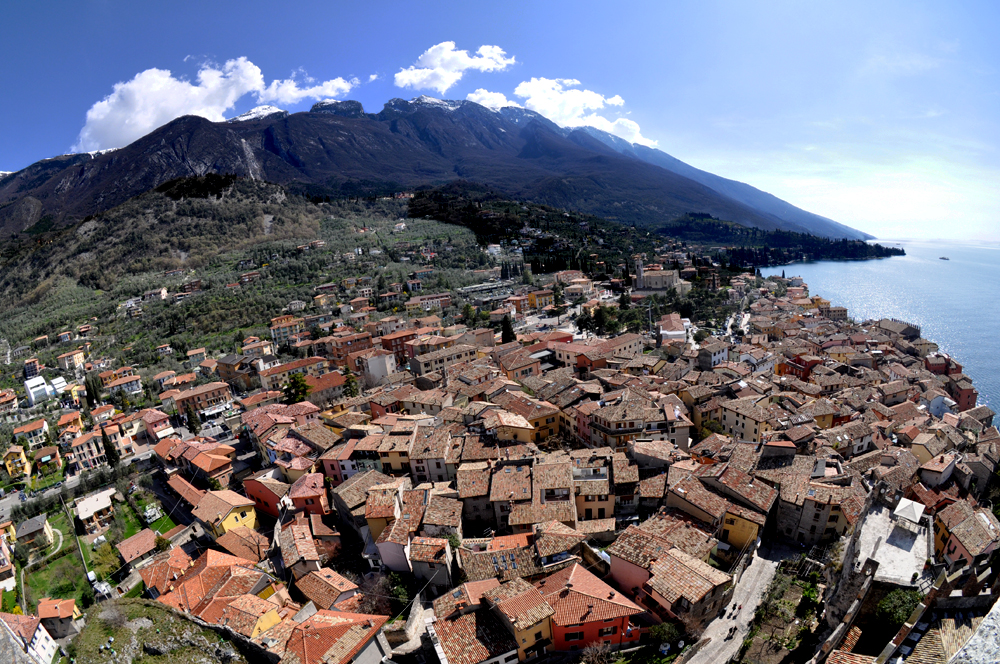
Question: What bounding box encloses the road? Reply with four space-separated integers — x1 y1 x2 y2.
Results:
686 547 782 664
0 451 156 523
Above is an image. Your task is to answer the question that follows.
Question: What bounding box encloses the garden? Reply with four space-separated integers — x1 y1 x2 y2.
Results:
736 569 824 664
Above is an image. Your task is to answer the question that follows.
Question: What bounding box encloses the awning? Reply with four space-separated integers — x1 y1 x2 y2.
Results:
893 498 925 524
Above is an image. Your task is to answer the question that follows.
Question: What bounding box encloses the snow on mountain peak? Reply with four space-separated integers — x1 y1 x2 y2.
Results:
228 105 289 122
411 96 464 111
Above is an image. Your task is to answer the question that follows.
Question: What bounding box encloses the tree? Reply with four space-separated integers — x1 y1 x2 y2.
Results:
84 372 102 409
501 314 516 344
93 542 121 578
101 426 120 468
155 536 171 552
207 477 222 490
618 291 631 310
185 402 201 435
580 642 613 664
650 622 682 644
344 372 359 398
876 589 922 629
282 373 311 405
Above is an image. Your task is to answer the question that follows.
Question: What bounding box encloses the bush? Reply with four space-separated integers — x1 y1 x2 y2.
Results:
876 589 923 630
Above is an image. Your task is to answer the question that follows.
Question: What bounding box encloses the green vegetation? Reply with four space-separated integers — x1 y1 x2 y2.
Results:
72 599 248 664
658 213 905 265
282 372 311 405
24 548 89 614
876 589 923 631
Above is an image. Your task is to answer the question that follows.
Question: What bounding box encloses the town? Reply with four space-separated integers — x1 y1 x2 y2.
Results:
0 250 996 664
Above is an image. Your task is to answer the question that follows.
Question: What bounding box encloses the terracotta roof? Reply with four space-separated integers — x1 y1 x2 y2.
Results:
296 569 359 609
483 577 554 630
118 528 158 564
216 593 276 636
826 651 876 664
533 521 586 558
333 470 395 509
433 579 500 618
289 473 326 499
432 609 517 664
268 610 389 664
139 546 193 595
280 523 319 568
423 495 463 528
191 490 253 525
0 612 40 642
37 597 76 620
409 536 449 563
535 562 642 625
215 526 271 563
647 548 731 604
456 462 491 498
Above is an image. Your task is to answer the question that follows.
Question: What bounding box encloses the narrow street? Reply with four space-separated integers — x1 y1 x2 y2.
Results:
685 545 785 664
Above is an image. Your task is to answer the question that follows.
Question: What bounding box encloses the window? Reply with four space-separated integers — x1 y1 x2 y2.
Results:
534 631 543 640
598 495 608 502
566 632 584 642
585 496 595 502
306 499 314 505
599 626 617 636
725 518 736 525
240 511 247 519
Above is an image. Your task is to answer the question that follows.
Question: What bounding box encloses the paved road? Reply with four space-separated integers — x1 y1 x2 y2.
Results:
686 548 782 664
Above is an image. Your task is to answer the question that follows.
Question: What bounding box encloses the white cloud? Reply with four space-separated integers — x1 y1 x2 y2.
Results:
394 41 515 94
74 57 358 152
513 77 656 146
466 88 520 110
369 73 380 82
258 74 357 105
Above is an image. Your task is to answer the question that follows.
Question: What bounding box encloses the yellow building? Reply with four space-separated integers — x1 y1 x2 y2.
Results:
3 446 30 478
483 578 554 662
223 594 282 638
190 490 257 538
721 506 764 551
527 290 554 310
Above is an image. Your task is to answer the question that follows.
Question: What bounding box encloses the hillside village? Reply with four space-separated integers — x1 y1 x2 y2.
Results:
0 251 997 664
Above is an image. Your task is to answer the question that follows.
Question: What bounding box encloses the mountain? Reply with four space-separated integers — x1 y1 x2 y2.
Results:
0 96 870 239
570 125 870 240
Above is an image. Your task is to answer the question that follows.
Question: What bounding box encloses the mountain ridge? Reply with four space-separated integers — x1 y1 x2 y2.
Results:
0 96 871 240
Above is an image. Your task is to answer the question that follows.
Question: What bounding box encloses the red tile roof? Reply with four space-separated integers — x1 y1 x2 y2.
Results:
296 569 358 609
535 563 642 625
118 528 158 564
37 597 76 619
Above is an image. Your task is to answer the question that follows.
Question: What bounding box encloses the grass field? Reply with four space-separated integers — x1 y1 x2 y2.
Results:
135 494 177 535
24 549 89 614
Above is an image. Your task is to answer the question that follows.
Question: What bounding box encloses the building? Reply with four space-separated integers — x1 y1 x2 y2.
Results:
12 419 49 451
173 382 233 419
75 487 117 534
289 473 330 515
482 577 554 661
296 568 359 609
190 490 257 538
36 597 82 639
3 446 30 478
118 528 159 568
269 315 305 344
0 612 59 664
15 515 53 552
535 563 642 652
411 344 478 376
259 357 328 391
56 349 85 372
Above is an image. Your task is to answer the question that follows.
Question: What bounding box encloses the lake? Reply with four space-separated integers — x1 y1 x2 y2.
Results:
765 240 1000 410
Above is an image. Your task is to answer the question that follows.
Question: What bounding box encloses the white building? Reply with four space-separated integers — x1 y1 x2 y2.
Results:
0 611 59 664
23 377 53 407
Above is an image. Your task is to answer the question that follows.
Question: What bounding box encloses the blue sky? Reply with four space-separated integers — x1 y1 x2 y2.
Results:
2 1 998 240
